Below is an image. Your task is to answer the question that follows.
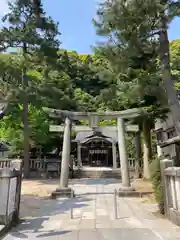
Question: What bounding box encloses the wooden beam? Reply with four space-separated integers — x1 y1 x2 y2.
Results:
49 124 139 133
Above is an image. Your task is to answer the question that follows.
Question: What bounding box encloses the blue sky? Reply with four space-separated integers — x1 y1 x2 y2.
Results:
1 0 180 54
44 0 180 53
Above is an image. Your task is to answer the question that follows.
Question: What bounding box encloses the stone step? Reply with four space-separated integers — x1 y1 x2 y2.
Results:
73 169 122 179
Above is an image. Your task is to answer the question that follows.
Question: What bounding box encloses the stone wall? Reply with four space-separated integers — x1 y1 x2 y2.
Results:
161 159 180 226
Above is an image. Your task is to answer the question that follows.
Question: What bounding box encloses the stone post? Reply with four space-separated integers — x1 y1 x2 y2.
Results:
60 117 72 187
157 145 163 158
134 131 142 178
160 159 173 217
11 159 23 222
51 117 73 198
77 141 82 168
117 117 134 191
112 141 117 168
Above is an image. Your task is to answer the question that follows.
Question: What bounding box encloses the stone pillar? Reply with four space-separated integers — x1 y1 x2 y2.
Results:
112 141 117 168
117 117 134 191
52 117 73 199
60 117 72 187
134 131 142 178
160 159 173 217
77 141 82 168
157 145 163 158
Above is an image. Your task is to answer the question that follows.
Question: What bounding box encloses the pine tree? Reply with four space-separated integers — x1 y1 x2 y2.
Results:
94 0 175 178
94 0 180 135
0 0 60 177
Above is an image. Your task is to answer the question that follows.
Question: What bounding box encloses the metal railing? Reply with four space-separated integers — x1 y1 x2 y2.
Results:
114 189 118 219
70 189 74 219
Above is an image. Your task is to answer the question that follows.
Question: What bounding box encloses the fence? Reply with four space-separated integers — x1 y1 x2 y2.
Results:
29 159 44 170
0 159 11 169
161 159 180 226
0 157 137 179
128 158 136 168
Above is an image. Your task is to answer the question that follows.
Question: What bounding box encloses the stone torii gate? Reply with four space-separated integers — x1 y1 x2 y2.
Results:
43 107 143 198
50 124 140 169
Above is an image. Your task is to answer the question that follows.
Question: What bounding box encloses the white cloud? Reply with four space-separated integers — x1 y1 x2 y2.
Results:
0 0 9 17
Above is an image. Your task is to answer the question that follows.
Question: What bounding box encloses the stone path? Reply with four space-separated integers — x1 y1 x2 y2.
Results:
3 179 180 239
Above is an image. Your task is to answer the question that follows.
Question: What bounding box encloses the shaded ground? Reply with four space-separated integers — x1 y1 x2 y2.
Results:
20 178 155 218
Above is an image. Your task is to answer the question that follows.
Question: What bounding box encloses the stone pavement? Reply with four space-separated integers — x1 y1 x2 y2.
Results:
2 179 180 239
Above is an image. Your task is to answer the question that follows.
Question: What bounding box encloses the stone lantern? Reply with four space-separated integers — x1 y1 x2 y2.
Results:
0 168 21 225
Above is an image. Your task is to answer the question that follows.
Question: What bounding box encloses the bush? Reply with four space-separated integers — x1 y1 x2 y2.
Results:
150 155 164 214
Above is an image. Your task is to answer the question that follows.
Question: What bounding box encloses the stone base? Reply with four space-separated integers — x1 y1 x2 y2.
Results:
51 187 74 199
118 185 141 197
119 185 135 191
169 208 180 226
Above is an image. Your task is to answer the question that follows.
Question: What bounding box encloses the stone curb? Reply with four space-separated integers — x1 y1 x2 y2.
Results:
118 191 153 197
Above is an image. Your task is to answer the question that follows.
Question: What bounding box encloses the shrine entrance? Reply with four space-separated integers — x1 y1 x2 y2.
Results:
81 137 113 167
44 107 143 198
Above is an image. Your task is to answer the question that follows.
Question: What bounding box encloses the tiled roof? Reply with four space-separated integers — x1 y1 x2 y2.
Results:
75 128 118 143
0 141 9 151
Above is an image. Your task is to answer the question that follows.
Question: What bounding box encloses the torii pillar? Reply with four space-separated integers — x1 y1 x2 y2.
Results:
51 117 73 198
117 117 135 192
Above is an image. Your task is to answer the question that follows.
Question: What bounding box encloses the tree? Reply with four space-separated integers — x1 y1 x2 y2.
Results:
0 0 60 177
170 39 180 85
94 1 170 178
0 54 21 118
94 0 180 135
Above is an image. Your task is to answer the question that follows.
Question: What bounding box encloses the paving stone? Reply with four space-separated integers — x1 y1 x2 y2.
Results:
2 178 180 240
96 228 161 240
79 219 95 229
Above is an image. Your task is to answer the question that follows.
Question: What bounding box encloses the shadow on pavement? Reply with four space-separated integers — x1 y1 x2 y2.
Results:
29 178 120 187
9 227 71 239
36 230 71 238
6 195 92 239
20 193 92 216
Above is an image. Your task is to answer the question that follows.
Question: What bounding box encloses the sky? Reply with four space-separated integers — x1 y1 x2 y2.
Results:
0 0 180 54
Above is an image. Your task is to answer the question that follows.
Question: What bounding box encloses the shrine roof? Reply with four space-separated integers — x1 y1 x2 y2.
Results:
75 129 118 143
0 141 9 152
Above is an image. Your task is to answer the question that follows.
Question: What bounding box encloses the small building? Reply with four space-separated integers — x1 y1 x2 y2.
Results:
155 113 180 166
75 129 119 168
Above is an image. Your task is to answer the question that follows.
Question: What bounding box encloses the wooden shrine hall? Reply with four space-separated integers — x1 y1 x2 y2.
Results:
74 129 119 168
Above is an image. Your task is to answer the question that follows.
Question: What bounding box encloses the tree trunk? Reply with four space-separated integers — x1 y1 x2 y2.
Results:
23 81 30 178
159 27 180 135
22 43 30 178
142 120 152 179
134 131 142 178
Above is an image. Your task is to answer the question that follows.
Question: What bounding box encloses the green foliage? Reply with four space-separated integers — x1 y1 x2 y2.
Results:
0 0 60 59
151 156 164 214
170 39 180 85
93 0 171 123
0 104 52 155
0 0 60 108
0 0 180 160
